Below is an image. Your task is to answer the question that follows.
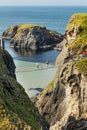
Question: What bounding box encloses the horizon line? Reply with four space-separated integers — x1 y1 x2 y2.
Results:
0 5 87 7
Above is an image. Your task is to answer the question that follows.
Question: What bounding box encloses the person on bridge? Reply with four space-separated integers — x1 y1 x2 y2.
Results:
35 63 39 69
45 60 49 67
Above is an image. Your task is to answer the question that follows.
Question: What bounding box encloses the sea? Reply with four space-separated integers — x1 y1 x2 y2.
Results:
0 6 87 98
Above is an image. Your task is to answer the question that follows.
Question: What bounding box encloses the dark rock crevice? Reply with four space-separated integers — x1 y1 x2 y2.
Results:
3 50 16 79
62 117 87 130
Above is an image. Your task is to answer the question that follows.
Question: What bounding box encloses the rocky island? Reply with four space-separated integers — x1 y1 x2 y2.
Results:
3 24 64 51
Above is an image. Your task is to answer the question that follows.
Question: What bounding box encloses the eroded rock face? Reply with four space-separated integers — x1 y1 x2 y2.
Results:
65 25 82 44
34 14 87 130
35 42 87 130
3 24 64 51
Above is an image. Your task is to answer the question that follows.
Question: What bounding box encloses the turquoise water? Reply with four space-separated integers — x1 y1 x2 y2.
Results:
5 40 58 97
1 6 87 97
15 59 57 97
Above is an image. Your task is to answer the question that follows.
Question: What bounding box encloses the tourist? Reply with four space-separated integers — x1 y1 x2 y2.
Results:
35 63 39 69
45 60 49 67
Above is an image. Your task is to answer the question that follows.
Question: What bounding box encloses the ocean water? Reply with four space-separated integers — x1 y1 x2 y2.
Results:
0 6 87 34
0 6 87 97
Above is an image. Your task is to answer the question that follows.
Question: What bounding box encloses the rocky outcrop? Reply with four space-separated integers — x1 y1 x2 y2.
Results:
34 14 87 130
3 50 16 79
0 49 49 130
3 24 64 51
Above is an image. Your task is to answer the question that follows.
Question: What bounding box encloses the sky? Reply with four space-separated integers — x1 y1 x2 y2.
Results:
0 0 87 6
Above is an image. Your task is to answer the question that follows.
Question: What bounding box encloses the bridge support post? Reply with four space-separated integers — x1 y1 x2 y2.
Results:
0 37 5 50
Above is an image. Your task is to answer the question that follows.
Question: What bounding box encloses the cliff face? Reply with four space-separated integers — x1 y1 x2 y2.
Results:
0 49 49 130
3 50 16 79
34 14 87 130
3 24 64 51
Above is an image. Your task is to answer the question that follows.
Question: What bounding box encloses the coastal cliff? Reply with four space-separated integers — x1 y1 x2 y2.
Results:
3 24 64 51
0 49 48 130
34 14 87 130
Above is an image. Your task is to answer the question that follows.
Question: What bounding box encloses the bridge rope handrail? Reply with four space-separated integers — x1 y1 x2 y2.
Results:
16 66 57 73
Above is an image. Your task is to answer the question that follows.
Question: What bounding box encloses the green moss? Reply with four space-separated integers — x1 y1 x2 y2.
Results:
42 80 54 94
76 58 87 75
11 24 45 41
0 79 45 129
0 49 47 130
18 24 45 30
67 14 87 54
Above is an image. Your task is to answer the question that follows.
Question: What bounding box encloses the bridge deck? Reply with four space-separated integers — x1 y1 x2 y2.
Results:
16 65 57 73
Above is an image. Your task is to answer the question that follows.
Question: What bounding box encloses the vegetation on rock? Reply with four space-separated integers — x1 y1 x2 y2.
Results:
0 49 48 130
42 80 54 94
3 24 64 51
76 58 87 76
34 14 87 130
66 14 87 54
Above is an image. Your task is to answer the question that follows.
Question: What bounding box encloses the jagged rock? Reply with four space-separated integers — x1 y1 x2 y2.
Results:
34 14 87 130
3 24 64 51
3 50 16 79
62 118 87 130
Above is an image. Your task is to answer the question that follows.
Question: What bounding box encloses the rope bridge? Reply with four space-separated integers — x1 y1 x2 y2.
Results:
15 65 58 73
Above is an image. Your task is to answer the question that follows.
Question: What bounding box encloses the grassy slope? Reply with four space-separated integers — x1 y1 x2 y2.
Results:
68 14 87 53
66 14 87 75
0 49 46 130
42 14 87 93
76 58 87 75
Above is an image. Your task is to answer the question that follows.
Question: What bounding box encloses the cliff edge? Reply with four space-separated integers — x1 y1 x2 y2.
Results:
34 14 87 130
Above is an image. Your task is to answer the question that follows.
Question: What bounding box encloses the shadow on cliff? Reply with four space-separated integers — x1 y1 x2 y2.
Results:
62 116 87 130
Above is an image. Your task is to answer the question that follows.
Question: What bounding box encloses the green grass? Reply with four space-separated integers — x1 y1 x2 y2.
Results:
42 80 54 94
76 58 87 76
7 24 45 41
0 79 45 129
18 24 45 30
67 14 87 54
0 49 47 130
66 14 87 75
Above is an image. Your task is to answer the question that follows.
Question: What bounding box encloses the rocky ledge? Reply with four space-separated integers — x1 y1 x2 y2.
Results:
34 14 87 130
3 24 64 51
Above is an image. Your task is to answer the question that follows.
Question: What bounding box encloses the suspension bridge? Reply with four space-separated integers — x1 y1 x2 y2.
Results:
15 64 58 73
0 36 62 73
